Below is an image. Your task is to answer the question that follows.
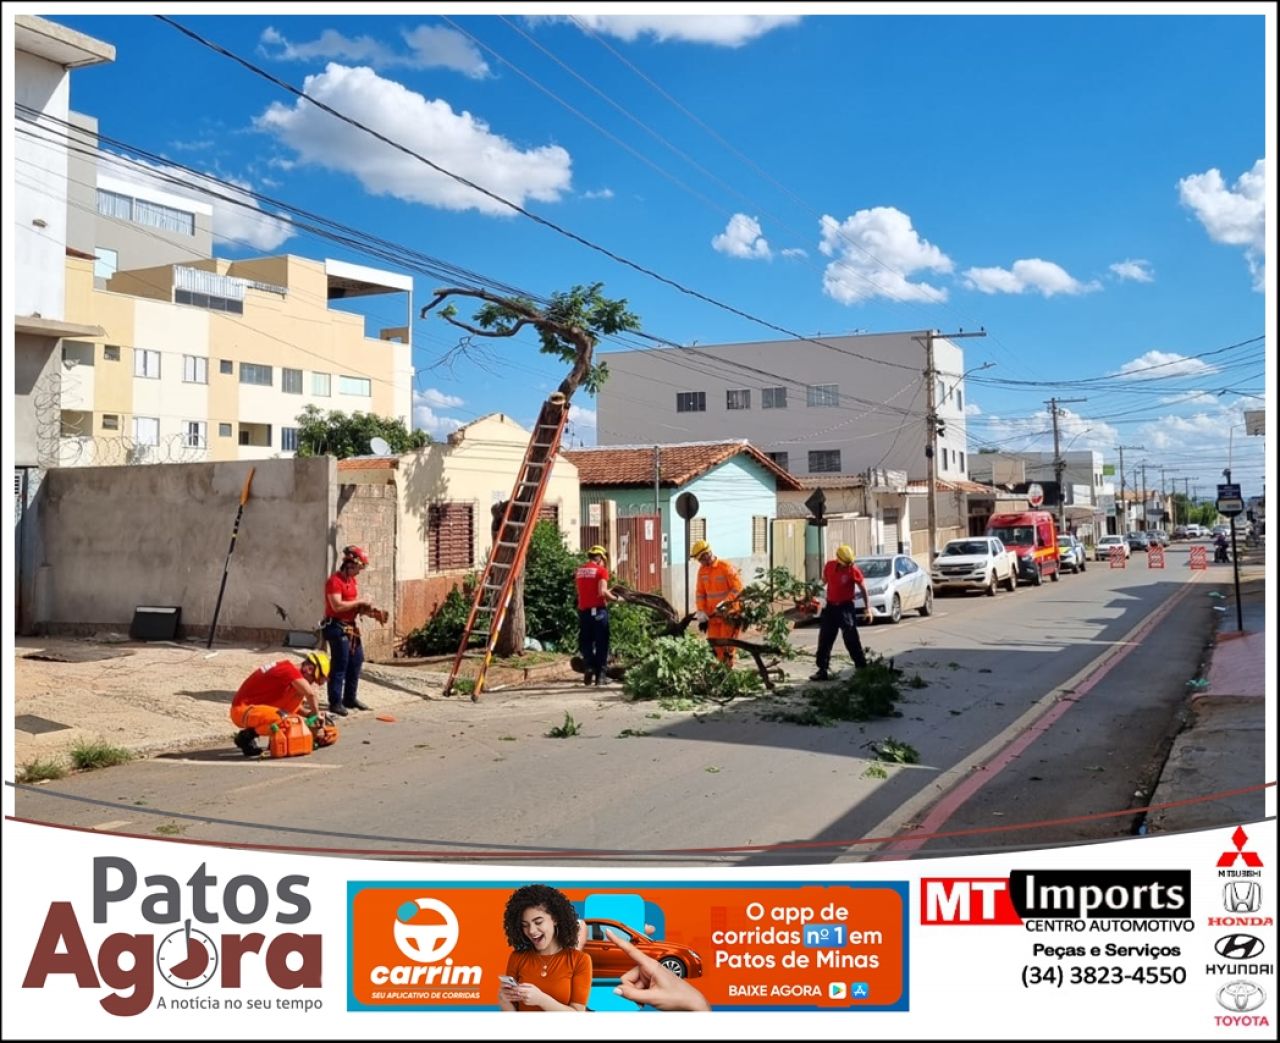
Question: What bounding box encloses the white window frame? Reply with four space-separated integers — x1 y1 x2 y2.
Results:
726 389 751 411
240 363 273 387
763 386 787 409
93 247 118 281
281 427 301 452
282 368 304 395
134 348 161 379
218 423 233 438
339 375 372 396
808 449 842 473
312 372 332 396
133 416 160 446
183 421 207 449
183 355 208 384
806 384 839 407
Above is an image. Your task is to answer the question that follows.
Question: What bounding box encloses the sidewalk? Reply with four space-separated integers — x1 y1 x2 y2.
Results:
1145 545 1268 832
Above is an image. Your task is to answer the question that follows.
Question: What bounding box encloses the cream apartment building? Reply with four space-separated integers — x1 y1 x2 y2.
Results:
59 251 413 464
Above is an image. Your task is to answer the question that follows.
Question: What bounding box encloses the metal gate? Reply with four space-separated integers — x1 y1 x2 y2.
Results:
882 508 901 555
615 514 662 592
826 516 873 558
770 518 806 577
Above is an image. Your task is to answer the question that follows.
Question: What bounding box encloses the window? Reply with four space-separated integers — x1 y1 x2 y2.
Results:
763 386 787 409
428 502 475 571
752 516 768 555
726 389 751 410
133 197 195 236
281 427 301 452
339 375 372 396
937 379 946 404
218 423 232 438
960 452 966 472
239 430 250 446
806 384 839 407
60 410 92 437
133 416 160 446
808 449 841 473
183 421 207 449
690 518 707 545
676 391 706 413
282 368 303 395
134 349 160 379
96 188 132 220
767 451 789 470
240 363 273 387
175 289 243 314
312 372 331 396
93 247 118 280
104 345 121 361
219 359 233 375
183 355 208 384
102 414 119 431
956 389 963 411
941 447 948 470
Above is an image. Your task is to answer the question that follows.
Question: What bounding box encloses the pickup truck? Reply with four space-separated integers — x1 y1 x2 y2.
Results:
931 536 1019 596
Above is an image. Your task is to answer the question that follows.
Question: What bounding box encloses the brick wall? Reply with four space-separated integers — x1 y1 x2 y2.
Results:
396 572 473 650
335 481 398 660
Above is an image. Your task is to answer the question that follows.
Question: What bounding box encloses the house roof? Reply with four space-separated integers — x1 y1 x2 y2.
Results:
905 477 1003 496
563 440 802 491
337 456 399 471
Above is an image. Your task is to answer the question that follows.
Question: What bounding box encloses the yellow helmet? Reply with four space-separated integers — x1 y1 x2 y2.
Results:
835 544 855 564
587 545 607 558
690 539 711 559
303 650 331 680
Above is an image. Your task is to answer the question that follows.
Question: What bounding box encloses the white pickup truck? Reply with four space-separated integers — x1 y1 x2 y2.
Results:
931 536 1019 596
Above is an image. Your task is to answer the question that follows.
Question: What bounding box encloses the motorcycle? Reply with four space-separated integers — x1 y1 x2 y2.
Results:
1213 538 1230 564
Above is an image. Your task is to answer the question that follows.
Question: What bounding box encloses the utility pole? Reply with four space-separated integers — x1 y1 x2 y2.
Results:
1140 462 1149 530
1160 466 1167 528
1116 444 1144 534
1047 396 1087 530
918 328 986 561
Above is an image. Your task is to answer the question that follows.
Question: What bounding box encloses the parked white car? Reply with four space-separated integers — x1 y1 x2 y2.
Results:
1057 533 1087 573
853 554 933 623
930 537 1019 596
1095 534 1130 560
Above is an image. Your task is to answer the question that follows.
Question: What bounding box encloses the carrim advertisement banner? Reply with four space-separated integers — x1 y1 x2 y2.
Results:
2 821 1275 1039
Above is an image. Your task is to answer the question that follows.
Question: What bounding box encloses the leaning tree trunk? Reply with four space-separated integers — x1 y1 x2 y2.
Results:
492 499 526 656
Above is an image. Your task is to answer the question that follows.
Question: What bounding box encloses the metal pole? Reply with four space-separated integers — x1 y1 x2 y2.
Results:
1118 446 1126 532
1140 462 1148 530
684 516 692 617
925 330 938 562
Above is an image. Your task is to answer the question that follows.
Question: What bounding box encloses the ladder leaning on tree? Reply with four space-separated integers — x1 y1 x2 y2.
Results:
442 392 569 700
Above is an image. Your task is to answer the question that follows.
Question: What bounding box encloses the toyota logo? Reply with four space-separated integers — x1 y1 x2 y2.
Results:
1217 981 1266 1013
1215 934 1266 960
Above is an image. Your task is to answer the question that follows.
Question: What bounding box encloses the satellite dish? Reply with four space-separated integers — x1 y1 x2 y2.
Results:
369 437 392 456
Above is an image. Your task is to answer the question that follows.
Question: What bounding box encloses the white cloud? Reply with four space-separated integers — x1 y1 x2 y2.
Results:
568 404 597 444
259 25 490 78
565 15 800 46
419 387 464 410
976 412 1118 455
1178 158 1266 292
255 64 572 216
962 258 1100 297
583 187 614 200
97 152 294 251
1158 390 1218 407
1109 258 1154 283
1136 408 1237 452
712 213 771 260
964 402 983 417
817 207 952 304
1113 350 1217 381
781 247 808 259
412 389 464 437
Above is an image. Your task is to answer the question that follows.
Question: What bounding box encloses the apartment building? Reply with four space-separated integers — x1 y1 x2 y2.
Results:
58 251 413 464
596 332 971 484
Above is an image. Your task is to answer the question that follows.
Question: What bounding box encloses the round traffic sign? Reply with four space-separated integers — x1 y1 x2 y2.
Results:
1027 483 1044 508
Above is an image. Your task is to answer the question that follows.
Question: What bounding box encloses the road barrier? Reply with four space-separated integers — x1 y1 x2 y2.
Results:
1109 547 1126 568
1188 545 1207 570
1148 544 1165 568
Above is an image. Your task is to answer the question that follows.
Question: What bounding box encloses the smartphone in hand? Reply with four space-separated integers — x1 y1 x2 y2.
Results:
499 975 519 989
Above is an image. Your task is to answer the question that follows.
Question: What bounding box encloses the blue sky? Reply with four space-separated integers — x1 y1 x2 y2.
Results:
47 9 1271 498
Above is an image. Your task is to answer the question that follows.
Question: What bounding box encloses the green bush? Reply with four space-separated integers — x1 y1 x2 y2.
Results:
522 521 580 649
403 580 473 656
609 596 664 661
622 635 762 704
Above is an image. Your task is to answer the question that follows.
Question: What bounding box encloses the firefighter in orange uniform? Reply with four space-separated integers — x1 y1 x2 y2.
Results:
691 539 744 666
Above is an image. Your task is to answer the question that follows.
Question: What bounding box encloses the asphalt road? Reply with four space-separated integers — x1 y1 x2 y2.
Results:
14 544 1232 866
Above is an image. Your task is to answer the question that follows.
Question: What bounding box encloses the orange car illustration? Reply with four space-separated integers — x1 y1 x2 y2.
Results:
582 918 704 979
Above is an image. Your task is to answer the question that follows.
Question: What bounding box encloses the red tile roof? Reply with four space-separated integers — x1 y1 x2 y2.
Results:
337 457 399 470
563 441 802 491
905 477 1000 495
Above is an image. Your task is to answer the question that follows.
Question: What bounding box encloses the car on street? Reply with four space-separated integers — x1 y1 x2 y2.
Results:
1211 525 1230 540
854 554 933 623
931 536 1018 596
1185 524 1204 538
1126 531 1150 552
1096 534 1130 560
582 919 704 979
1057 533 1087 573
1172 526 1189 540
1148 530 1169 547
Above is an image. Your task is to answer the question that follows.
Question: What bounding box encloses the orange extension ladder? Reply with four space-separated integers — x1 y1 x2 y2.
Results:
442 392 570 700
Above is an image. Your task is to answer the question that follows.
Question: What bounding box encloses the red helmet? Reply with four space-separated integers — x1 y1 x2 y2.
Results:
342 545 369 567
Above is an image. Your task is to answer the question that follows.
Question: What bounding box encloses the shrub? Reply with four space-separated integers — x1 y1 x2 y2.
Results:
622 635 762 705
17 759 67 783
69 740 133 771
609 596 665 661
521 521 580 650
403 579 474 657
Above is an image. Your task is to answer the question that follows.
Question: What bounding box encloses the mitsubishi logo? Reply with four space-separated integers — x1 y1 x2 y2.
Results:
1217 826 1264 868
1215 934 1266 960
1223 882 1263 914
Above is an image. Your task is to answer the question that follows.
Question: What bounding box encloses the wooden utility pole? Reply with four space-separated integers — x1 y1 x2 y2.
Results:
1047 397 1087 530
1116 444 1144 533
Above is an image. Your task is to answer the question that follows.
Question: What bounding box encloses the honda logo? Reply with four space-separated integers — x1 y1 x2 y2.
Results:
1224 882 1263 913
1215 934 1266 960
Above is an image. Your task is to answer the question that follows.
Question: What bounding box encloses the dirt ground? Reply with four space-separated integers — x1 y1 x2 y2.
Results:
12 634 454 770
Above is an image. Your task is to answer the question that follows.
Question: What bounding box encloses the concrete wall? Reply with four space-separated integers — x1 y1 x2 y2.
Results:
598 332 969 482
14 52 70 321
334 480 398 660
13 333 59 467
33 456 334 641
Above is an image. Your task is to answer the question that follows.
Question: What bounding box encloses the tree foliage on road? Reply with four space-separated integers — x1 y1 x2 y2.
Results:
294 405 429 458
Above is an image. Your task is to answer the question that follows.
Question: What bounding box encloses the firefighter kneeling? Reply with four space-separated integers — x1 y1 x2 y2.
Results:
230 651 339 758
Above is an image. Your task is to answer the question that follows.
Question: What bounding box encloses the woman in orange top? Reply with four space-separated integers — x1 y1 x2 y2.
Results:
691 540 744 665
498 884 592 1012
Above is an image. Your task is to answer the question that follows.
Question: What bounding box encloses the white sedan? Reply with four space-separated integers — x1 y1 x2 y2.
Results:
853 555 934 624
1095 535 1131 560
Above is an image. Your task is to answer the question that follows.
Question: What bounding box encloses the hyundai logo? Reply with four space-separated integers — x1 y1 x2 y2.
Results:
1215 934 1266 960
1217 981 1266 1013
